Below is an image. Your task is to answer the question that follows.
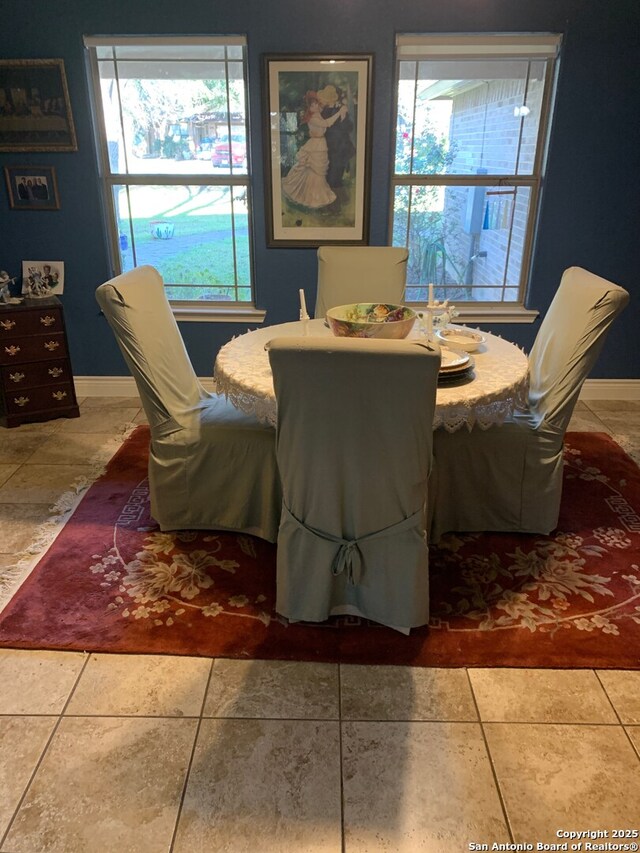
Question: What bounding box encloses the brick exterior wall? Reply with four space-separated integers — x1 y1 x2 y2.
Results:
442 76 544 301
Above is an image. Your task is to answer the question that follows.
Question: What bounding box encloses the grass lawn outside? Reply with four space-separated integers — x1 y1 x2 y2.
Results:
116 184 252 302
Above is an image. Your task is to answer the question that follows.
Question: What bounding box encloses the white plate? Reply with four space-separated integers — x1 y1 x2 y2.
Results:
439 346 471 371
436 327 485 352
438 364 474 382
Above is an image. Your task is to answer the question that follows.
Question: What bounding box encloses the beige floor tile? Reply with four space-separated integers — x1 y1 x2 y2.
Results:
80 396 141 408
203 659 339 719
0 502 54 552
66 653 211 717
0 553 21 596
567 406 608 432
54 407 139 434
626 725 640 754
0 716 57 838
342 721 509 851
597 670 640 723
0 463 95 505
0 431 45 464
0 463 19 487
0 650 85 714
133 408 148 424
610 431 640 465
580 402 640 461
485 723 640 841
469 668 617 723
587 400 640 413
4 716 197 853
173 718 341 853
0 419 62 436
341 665 478 721
587 409 640 436
27 432 124 466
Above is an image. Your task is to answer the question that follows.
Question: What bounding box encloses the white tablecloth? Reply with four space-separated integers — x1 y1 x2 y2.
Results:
214 319 529 432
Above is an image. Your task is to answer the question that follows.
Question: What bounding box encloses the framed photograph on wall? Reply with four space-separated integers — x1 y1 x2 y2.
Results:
21 261 64 298
0 59 77 152
5 165 60 210
264 53 373 247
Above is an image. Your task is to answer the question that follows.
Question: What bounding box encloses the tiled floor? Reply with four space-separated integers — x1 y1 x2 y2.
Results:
0 397 639 852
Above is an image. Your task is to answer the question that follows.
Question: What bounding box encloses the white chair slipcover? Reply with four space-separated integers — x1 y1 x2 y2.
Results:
429 266 630 541
96 265 281 541
268 336 441 632
314 246 409 319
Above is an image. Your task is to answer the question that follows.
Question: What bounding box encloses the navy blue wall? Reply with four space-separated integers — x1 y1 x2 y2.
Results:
1 0 638 378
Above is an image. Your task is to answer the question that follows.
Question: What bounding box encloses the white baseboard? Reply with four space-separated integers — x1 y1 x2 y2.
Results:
74 376 640 401
580 380 640 400
74 376 215 397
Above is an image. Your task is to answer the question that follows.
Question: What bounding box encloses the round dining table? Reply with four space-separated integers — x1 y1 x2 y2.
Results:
214 319 529 432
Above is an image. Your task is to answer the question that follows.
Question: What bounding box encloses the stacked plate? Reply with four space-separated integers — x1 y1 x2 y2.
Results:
438 346 474 382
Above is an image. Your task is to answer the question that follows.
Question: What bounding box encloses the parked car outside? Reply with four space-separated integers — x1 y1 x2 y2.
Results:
211 133 246 168
195 137 214 160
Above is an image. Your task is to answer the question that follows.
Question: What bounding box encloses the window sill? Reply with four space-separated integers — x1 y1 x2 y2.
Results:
170 303 267 324
414 304 539 324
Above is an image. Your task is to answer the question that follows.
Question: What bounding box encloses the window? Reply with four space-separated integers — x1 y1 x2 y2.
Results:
85 36 254 308
391 34 561 312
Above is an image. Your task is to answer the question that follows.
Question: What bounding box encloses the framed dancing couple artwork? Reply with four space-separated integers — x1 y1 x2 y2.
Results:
263 54 373 247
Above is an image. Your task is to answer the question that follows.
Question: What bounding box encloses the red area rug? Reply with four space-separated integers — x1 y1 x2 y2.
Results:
1 426 639 668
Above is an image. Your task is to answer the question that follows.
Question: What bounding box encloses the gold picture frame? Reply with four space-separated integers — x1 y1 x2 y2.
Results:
0 59 77 152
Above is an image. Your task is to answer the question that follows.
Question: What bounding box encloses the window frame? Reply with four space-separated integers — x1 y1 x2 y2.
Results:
390 33 562 322
84 35 265 323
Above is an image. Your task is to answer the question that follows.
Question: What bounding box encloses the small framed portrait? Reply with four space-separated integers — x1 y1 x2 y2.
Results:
21 261 64 298
5 165 60 210
0 59 77 152
263 53 373 247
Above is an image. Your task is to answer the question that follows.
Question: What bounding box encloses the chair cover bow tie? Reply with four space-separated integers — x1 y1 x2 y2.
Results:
283 504 423 586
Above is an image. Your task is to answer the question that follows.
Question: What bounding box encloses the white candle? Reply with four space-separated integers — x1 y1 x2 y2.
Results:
299 288 308 320
428 283 434 307
426 308 434 340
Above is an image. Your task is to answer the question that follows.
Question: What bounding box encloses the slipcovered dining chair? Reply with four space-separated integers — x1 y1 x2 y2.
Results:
96 265 281 541
314 246 409 318
268 336 441 632
429 266 630 541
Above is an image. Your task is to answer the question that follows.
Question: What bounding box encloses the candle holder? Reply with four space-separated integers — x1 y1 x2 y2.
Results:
418 300 457 341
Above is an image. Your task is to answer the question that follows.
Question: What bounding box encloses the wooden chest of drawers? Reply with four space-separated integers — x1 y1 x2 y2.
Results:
0 296 80 427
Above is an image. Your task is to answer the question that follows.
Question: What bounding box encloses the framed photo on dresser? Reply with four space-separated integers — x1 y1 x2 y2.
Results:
21 260 64 298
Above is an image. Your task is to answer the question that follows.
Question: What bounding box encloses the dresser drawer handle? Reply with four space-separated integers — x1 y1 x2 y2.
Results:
52 390 68 401
48 367 64 378
4 345 20 356
14 396 29 407
0 319 16 330
44 340 60 351
40 315 57 327
9 371 25 383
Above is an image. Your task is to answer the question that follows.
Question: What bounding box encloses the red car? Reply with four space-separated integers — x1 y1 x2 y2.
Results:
211 134 246 168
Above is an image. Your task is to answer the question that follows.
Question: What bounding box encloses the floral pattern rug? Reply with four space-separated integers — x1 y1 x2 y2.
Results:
1 426 639 668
